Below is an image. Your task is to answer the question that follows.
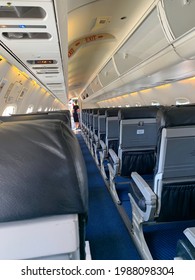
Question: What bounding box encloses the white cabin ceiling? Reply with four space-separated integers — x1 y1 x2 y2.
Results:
1 0 195 106
67 0 156 99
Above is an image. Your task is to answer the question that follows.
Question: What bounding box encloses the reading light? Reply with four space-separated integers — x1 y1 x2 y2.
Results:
19 25 26 28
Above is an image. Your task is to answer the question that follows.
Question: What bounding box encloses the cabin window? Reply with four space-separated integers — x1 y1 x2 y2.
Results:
0 6 46 19
135 103 141 107
176 98 190 105
44 107 48 112
2 105 17 116
26 105 34 114
37 107 42 112
151 100 160 106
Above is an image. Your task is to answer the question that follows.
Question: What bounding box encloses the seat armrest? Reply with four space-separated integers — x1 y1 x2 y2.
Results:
129 172 156 221
99 140 106 151
93 134 99 151
108 149 119 177
108 148 119 164
93 142 97 152
184 227 195 247
94 134 98 143
99 140 107 162
131 172 156 205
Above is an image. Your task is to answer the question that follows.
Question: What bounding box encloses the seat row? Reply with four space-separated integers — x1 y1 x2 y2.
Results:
81 106 158 203
81 105 195 260
0 110 88 260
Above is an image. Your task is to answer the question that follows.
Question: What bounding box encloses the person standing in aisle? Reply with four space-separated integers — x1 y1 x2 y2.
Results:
72 100 80 129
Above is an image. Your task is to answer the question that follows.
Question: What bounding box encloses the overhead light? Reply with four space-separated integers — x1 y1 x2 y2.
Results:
3 32 51 39
0 24 46 28
19 24 26 28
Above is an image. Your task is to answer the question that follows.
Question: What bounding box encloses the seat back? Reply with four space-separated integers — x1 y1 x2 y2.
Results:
154 106 195 222
0 214 80 260
88 109 93 131
82 109 90 130
98 108 107 142
105 108 120 153
0 110 71 128
81 109 86 129
0 119 88 259
118 106 158 176
92 109 98 135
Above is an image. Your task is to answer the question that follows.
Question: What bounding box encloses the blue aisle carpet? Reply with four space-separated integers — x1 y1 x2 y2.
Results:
76 133 141 260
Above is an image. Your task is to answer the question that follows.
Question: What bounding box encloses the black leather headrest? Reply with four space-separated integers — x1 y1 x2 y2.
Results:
98 108 107 115
92 109 98 114
0 119 88 223
0 110 71 127
157 105 195 128
118 106 159 120
105 108 119 117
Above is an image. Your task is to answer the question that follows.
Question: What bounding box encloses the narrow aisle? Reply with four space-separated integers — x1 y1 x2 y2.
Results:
76 133 141 260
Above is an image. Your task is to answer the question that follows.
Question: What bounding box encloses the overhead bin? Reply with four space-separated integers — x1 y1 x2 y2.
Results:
173 30 195 60
85 85 94 99
161 0 195 40
114 8 169 75
121 45 180 85
159 0 195 60
83 0 195 102
90 76 103 93
98 59 119 87
83 5 176 101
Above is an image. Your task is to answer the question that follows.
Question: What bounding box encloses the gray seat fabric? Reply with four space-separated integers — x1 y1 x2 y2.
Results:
129 105 195 259
118 106 159 176
106 108 120 152
98 108 107 142
131 106 195 221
